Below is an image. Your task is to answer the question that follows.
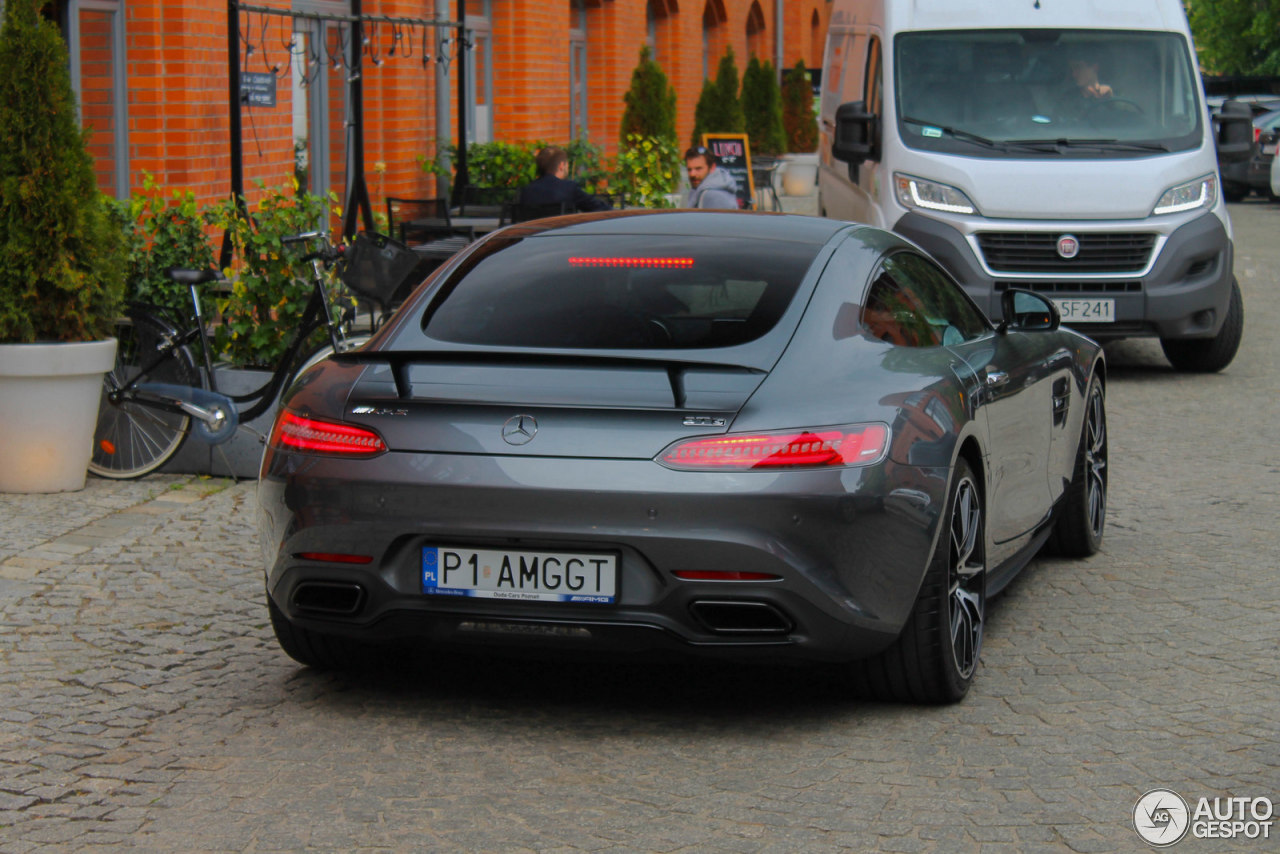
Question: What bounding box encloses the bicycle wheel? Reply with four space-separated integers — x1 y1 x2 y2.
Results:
89 311 199 479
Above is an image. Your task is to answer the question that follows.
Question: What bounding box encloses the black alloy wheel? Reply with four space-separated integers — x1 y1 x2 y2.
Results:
854 458 986 704
1050 378 1108 557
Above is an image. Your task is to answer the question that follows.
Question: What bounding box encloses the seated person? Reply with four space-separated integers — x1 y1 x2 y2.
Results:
683 146 740 209
518 146 611 212
1054 48 1115 118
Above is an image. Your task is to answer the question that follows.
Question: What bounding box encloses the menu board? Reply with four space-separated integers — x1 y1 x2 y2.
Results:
700 133 756 209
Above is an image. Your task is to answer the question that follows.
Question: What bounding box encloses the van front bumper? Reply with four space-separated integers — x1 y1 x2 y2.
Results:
893 211 1234 341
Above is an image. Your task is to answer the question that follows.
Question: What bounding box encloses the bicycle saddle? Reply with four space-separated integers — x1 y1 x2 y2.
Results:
167 267 220 285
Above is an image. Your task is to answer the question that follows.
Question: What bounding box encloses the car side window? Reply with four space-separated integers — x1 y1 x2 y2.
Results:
861 252 989 347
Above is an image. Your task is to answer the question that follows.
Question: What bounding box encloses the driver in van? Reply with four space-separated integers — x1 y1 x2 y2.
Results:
1057 47 1115 111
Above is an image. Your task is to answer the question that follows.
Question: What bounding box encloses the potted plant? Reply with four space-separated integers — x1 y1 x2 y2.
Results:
0 0 127 493
780 60 821 197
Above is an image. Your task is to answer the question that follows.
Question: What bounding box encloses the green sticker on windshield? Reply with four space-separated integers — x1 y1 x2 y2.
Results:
922 126 943 138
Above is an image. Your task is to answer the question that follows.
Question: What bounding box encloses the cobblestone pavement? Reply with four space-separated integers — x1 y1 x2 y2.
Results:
2 204 1278 853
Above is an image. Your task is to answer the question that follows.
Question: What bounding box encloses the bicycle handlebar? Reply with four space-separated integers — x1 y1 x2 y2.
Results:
281 230 328 245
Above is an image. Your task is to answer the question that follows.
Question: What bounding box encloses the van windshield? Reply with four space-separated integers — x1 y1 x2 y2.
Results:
895 29 1202 157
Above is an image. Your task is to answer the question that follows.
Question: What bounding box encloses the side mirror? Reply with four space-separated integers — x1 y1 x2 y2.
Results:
832 100 879 167
999 289 1060 334
1215 100 1253 164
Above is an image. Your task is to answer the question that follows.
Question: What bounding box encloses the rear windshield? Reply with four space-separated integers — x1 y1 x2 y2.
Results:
423 234 820 349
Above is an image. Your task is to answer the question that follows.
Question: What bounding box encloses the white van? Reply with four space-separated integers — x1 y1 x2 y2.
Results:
819 0 1252 372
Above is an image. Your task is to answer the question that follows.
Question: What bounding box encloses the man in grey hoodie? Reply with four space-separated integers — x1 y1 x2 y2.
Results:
684 146 740 209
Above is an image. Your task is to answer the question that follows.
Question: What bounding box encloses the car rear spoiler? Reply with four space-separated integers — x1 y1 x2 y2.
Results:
331 349 765 409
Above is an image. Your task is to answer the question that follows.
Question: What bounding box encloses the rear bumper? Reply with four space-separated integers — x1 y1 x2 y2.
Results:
894 210 1234 341
258 450 950 663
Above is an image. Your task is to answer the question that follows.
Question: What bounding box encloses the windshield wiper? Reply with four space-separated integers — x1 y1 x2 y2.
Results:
1007 137 1172 153
900 116 1008 150
901 116 1064 153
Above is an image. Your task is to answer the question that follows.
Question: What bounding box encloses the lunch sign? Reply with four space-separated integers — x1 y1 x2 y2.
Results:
701 133 756 210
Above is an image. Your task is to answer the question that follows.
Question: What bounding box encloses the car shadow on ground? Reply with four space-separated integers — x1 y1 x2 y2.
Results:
277 644 923 725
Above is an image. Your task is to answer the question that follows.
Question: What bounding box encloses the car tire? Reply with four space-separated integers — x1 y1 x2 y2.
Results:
1160 277 1244 373
1048 377 1107 557
267 594 366 670
853 459 985 704
1222 182 1247 203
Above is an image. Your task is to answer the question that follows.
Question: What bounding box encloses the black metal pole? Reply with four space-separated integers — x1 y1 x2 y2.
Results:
223 0 245 268
343 0 374 238
451 0 468 205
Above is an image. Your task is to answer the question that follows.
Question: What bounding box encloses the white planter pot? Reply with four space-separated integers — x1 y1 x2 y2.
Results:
780 153 820 197
0 339 116 493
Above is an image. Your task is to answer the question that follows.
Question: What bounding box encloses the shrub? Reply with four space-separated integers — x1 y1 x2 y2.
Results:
123 174 216 316
783 60 820 153
742 56 786 157
566 138 609 192
612 134 681 208
620 46 677 145
0 0 126 343
692 47 745 145
210 181 340 368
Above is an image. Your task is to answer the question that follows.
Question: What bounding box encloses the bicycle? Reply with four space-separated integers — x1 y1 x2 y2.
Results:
89 230 417 479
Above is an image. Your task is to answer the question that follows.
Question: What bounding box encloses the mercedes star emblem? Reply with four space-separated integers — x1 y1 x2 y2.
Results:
502 414 538 445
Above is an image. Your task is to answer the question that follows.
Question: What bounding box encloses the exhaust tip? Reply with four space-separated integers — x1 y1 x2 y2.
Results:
292 582 365 616
689 600 793 635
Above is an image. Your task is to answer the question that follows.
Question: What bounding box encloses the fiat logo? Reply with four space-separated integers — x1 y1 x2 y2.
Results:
501 414 538 445
1057 234 1080 259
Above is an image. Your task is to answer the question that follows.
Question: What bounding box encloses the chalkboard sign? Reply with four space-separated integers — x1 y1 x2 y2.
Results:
241 72 277 108
700 133 755 210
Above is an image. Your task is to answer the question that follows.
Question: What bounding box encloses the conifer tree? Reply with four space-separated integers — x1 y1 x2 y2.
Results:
620 47 677 145
783 60 820 153
692 47 745 145
742 56 786 157
0 0 124 342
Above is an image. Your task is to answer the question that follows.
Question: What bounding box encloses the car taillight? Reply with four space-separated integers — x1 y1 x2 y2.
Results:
657 423 889 471
269 411 386 457
296 552 374 564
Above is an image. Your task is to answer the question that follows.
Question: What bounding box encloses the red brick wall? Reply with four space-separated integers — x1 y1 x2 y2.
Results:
86 0 829 209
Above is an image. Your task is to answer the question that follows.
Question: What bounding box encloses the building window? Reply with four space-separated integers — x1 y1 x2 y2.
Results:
746 1 766 60
702 0 726 79
810 9 821 68
465 0 493 143
64 0 128 198
291 1 352 200
570 0 587 138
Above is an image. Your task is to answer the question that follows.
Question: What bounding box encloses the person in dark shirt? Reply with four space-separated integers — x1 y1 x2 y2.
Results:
517 146 611 212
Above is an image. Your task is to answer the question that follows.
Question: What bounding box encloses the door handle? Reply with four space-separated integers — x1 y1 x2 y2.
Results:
984 370 1009 388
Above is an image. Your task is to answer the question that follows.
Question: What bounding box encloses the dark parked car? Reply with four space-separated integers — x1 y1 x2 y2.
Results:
258 211 1108 703
1210 96 1280 200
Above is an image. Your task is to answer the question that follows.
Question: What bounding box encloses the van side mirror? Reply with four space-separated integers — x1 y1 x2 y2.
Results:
832 100 879 167
998 289 1060 334
1215 100 1253 164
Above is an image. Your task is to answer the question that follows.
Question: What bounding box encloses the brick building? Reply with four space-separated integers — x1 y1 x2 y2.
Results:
51 0 829 215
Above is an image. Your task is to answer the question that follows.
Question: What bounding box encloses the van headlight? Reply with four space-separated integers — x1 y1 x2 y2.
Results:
894 174 978 215
1152 174 1217 215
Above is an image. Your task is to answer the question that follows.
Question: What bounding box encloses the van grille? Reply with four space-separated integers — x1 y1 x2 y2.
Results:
994 280 1142 294
977 232 1155 273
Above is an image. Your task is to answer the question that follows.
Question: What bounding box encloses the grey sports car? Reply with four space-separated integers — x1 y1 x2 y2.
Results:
258 210 1108 703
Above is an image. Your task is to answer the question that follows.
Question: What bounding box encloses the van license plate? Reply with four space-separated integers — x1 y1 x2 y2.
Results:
1053 298 1115 324
422 546 617 603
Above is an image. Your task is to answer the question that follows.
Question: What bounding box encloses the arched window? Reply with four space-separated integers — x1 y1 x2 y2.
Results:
810 9 822 68
647 0 676 66
745 1 766 60
702 0 726 79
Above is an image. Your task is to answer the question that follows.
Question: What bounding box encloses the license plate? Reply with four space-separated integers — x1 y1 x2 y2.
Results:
1053 298 1115 324
422 546 617 604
